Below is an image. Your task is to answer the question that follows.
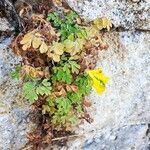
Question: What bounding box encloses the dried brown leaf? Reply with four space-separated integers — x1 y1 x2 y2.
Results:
83 100 92 107
32 37 42 49
22 42 31 50
39 42 48 53
52 54 60 62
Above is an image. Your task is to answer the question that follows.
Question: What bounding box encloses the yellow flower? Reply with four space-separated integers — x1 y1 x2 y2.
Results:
87 68 109 94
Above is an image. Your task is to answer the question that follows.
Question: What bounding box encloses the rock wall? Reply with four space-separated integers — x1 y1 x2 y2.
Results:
0 38 34 150
0 0 150 149
66 31 150 150
66 0 150 30
65 0 150 149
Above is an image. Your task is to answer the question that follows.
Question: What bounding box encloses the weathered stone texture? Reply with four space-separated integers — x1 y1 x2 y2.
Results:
67 0 150 30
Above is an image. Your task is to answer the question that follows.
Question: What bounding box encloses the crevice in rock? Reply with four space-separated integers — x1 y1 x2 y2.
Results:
0 0 22 32
112 26 150 32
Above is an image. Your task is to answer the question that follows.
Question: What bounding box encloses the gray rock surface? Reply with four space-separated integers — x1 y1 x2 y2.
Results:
64 1 150 149
67 0 150 30
0 38 21 84
0 18 14 32
0 0 20 32
0 0 150 150
66 31 150 150
0 38 34 150
83 124 149 150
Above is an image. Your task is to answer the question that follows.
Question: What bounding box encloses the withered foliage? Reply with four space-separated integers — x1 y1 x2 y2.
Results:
10 1 110 149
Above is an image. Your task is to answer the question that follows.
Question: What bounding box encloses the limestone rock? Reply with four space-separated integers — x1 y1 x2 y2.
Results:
0 18 14 32
83 125 150 150
0 0 150 149
0 0 21 32
0 38 34 150
66 31 150 150
66 0 150 30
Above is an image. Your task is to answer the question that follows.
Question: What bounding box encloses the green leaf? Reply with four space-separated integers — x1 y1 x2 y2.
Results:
46 97 55 107
36 86 50 96
47 12 62 27
53 66 72 84
76 28 87 39
55 68 63 80
23 82 38 104
69 61 80 74
56 97 71 114
36 79 52 96
42 79 51 87
65 11 78 24
63 64 70 73
47 11 84 42
67 92 82 104
68 34 74 41
76 105 83 113
69 115 77 124
75 74 92 95
10 64 21 80
63 39 74 53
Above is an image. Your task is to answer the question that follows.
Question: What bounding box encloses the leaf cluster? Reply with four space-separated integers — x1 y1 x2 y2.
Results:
42 74 92 127
23 79 52 104
11 10 111 132
52 60 80 84
47 11 83 41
